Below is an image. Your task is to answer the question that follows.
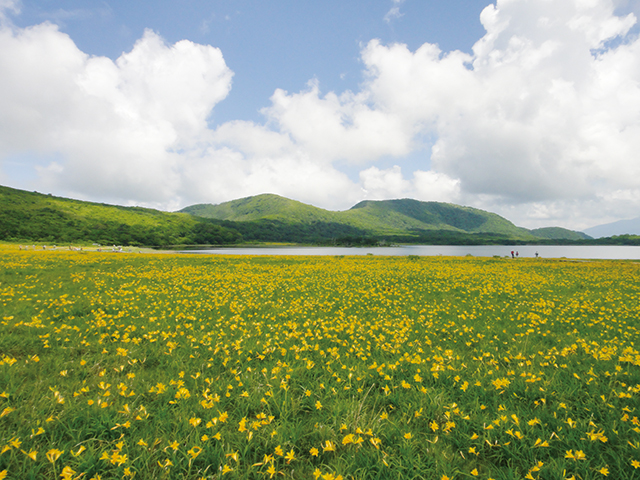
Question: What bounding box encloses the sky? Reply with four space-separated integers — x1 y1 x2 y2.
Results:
1 0 640 231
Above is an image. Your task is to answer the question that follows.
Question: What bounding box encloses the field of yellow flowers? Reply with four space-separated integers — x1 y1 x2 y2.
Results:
0 246 639 479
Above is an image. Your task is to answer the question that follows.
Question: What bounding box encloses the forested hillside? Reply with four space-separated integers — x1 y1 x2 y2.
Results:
2 186 614 246
0 186 241 246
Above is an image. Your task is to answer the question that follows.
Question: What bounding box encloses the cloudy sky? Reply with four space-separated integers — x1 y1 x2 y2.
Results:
1 0 640 230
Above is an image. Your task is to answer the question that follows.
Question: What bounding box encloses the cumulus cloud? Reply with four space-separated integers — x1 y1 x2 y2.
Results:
254 0 640 228
0 12 363 210
0 22 234 204
262 80 413 164
360 166 461 204
1 0 640 229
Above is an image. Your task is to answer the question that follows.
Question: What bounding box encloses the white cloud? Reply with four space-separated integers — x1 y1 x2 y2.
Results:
262 79 413 164
345 0 640 228
360 165 409 199
413 170 461 203
0 0 19 23
384 0 405 24
359 166 461 204
2 0 640 231
0 24 233 204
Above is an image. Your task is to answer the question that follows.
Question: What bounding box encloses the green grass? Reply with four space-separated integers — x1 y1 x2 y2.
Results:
0 246 639 479
0 185 241 246
181 194 538 239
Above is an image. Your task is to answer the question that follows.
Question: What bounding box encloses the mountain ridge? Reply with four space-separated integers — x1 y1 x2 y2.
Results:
0 185 600 246
584 217 640 238
180 193 589 241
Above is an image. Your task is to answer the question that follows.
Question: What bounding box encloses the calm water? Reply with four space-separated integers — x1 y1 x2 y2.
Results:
183 245 640 260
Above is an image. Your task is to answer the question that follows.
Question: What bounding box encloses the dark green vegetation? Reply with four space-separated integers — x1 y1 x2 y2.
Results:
529 227 591 241
0 186 241 246
183 194 602 245
4 185 639 246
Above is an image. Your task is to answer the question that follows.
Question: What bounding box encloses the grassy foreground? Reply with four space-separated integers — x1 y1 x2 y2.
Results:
0 247 639 480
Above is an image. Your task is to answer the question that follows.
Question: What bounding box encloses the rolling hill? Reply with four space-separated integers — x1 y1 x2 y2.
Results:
180 194 589 243
529 227 592 241
584 217 640 238
0 185 241 246
1 186 596 246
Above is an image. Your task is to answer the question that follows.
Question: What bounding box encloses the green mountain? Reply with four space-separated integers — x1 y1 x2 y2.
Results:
183 194 338 224
0 185 241 246
181 194 538 243
529 227 592 241
2 186 600 246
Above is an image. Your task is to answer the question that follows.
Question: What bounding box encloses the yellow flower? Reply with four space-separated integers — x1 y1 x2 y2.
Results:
0 471 7 480
565 450 586 461
285 449 295 463
46 448 64 463
471 468 479 476
188 446 202 460
23 449 37 461
404 432 413 440
632 460 640 469
60 466 76 480
598 467 609 476
309 447 319 457
315 401 323 410
322 440 336 452
0 407 14 418
533 438 549 447
274 445 284 456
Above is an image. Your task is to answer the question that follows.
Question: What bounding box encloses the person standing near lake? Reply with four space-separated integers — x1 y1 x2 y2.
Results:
511 251 515 258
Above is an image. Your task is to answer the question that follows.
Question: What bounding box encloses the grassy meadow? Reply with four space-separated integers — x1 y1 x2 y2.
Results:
0 246 639 479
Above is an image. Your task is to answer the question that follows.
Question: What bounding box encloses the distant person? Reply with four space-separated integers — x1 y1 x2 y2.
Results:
535 251 539 258
516 251 519 258
511 251 514 259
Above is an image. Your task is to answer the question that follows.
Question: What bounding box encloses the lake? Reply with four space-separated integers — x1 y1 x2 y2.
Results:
182 245 640 260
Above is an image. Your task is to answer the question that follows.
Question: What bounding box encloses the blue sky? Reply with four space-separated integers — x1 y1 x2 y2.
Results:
2 0 640 230
10 1 490 124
